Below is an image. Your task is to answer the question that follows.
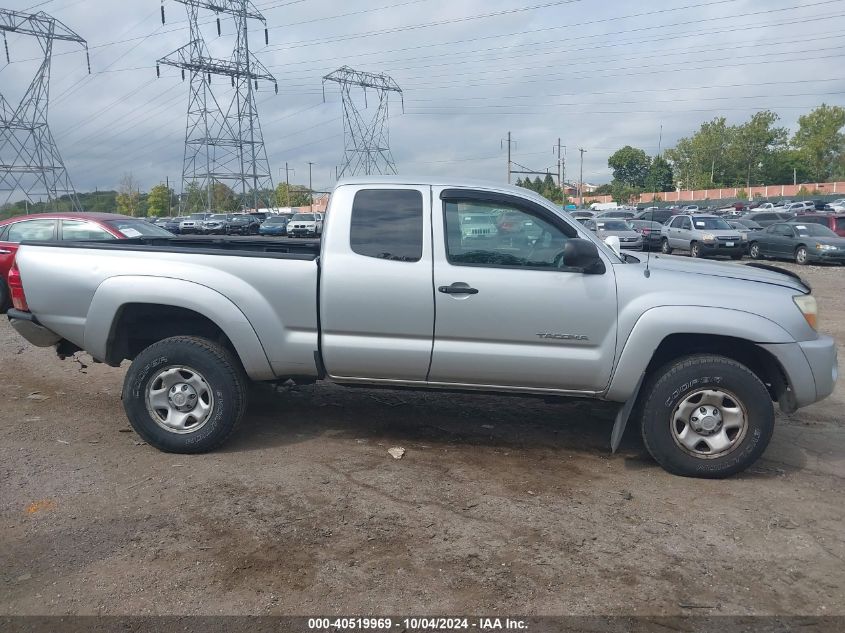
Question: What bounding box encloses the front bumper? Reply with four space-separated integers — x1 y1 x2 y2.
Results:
289 228 317 237
7 309 62 347
700 242 744 255
761 334 838 408
808 250 845 264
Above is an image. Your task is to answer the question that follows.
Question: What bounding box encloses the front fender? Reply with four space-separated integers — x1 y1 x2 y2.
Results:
84 276 275 380
605 305 794 401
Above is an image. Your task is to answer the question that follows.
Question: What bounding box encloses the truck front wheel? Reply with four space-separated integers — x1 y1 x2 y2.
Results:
639 354 774 478
122 336 248 453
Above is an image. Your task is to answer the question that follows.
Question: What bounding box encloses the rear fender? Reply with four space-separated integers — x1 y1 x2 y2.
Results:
84 276 274 380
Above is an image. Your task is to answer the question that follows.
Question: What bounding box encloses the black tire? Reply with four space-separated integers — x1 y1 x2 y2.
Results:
639 354 774 478
690 242 703 258
794 245 809 265
749 242 762 260
0 279 10 314
122 336 248 453
661 238 672 254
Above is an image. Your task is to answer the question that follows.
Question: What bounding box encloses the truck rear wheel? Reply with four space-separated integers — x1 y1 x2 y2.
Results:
122 336 248 453
639 354 774 478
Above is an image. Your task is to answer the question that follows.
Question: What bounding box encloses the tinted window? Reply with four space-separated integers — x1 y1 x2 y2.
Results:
836 218 845 232
292 214 316 221
350 189 423 262
61 220 116 241
0 224 9 241
443 198 574 269
8 219 57 242
756 213 775 221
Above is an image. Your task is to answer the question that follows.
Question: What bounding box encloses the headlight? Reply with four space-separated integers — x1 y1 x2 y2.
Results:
793 294 818 330
701 233 716 242
741 233 748 241
815 243 837 251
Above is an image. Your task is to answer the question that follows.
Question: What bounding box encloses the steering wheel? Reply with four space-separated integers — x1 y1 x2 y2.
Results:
525 228 551 262
552 250 567 269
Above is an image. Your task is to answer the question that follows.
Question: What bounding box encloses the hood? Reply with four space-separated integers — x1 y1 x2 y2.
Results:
599 230 640 239
813 237 845 247
639 254 809 292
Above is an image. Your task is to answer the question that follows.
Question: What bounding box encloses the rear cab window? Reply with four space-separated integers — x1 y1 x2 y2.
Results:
350 189 423 262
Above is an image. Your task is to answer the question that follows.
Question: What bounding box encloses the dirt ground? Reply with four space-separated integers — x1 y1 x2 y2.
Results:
1 262 843 617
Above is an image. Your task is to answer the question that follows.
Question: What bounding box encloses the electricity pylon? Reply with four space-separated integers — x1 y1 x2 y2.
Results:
158 1 276 212
322 66 403 178
0 9 89 211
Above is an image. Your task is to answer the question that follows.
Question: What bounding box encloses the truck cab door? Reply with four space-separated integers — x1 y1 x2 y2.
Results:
319 185 434 382
428 188 618 393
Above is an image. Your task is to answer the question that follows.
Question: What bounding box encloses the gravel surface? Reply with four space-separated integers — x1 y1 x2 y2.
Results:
1 262 843 616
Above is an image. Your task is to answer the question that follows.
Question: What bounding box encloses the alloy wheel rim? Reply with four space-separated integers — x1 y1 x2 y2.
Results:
145 365 214 434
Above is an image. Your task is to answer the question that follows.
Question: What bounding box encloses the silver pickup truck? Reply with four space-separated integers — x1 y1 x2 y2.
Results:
6 178 838 478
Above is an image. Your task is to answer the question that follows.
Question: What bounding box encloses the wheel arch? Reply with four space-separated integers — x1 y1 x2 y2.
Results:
84 276 275 380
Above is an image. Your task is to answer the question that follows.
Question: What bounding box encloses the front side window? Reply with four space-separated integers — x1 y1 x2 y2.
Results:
350 189 423 262
8 219 57 242
61 220 116 241
680 217 692 230
443 198 574 269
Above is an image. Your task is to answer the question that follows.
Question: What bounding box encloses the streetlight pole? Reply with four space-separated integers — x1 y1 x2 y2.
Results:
307 161 314 211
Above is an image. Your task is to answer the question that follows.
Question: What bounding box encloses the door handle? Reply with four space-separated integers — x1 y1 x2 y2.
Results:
0 249 11 254
438 284 479 295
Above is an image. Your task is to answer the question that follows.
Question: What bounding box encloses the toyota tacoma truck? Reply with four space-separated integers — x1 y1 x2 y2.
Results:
6 178 838 478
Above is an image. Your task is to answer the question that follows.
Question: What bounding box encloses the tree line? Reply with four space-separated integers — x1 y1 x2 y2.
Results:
0 175 315 220
595 104 845 203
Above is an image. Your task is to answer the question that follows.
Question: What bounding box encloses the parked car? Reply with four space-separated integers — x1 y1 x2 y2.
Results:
827 198 845 212
459 212 497 241
585 218 643 250
201 214 232 235
660 214 744 259
251 212 269 223
634 208 677 224
787 213 845 237
0 212 171 311
287 213 322 237
752 202 782 212
783 201 815 214
153 216 173 225
227 214 261 235
180 212 212 234
742 211 794 227
629 219 665 251
727 219 763 237
6 177 837 479
595 210 636 219
569 210 595 219
258 215 289 236
162 216 185 234
748 222 845 265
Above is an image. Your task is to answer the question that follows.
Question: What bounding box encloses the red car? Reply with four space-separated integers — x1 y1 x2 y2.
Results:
0 212 172 311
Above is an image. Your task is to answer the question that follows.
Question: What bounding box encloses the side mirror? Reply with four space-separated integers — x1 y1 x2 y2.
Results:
604 235 621 256
563 238 606 274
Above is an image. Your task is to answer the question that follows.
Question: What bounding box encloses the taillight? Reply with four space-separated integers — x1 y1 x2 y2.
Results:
7 258 29 312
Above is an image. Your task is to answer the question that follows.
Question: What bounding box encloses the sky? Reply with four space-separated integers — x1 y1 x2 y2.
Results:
1 0 844 198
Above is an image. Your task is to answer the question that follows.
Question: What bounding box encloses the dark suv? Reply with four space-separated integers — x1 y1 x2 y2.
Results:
227 214 261 235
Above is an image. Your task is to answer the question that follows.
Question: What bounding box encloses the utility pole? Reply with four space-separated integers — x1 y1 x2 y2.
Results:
307 161 314 211
282 163 294 207
502 132 514 183
578 148 587 208
555 139 566 203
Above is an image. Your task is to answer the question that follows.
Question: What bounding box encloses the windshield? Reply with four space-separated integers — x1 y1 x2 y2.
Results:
209 214 228 220
106 219 173 237
596 220 632 231
792 223 837 237
292 214 315 221
189 213 207 220
265 216 287 224
461 214 496 225
691 217 731 230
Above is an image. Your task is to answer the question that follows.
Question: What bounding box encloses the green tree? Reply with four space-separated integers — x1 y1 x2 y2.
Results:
146 184 174 217
182 181 207 213
645 156 674 192
607 145 651 189
274 182 311 207
728 110 787 189
115 173 141 217
592 183 613 195
610 180 639 204
212 182 239 212
791 104 845 182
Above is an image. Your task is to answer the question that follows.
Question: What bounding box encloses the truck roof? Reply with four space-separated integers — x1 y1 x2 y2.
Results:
335 176 556 206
